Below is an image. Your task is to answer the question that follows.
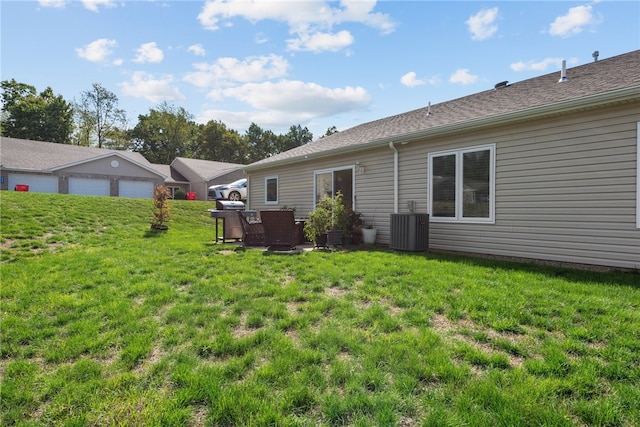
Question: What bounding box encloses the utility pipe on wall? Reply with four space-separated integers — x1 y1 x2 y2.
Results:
389 141 398 213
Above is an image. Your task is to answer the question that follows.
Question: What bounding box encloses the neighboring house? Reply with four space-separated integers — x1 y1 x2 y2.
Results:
0 137 244 201
170 157 245 201
0 137 165 198
148 163 191 198
244 50 640 270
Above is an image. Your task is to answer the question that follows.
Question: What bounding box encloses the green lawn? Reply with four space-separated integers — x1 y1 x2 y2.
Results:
1 191 639 426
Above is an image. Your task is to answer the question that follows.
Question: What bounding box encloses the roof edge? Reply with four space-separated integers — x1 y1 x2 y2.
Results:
50 151 166 178
245 85 640 172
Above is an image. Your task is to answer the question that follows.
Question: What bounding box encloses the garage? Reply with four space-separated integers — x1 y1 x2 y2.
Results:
119 180 154 198
8 173 58 193
68 177 110 196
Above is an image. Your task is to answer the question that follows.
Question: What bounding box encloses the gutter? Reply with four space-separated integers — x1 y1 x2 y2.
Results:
244 86 640 172
389 141 398 214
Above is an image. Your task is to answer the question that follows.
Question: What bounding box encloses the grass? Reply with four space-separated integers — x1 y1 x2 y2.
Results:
1 191 639 426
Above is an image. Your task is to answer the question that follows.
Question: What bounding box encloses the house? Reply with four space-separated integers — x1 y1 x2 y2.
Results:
0 137 244 201
244 50 640 270
170 157 246 200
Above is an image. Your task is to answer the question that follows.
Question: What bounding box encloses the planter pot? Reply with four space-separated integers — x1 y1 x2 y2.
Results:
326 230 343 246
361 228 377 244
315 233 328 248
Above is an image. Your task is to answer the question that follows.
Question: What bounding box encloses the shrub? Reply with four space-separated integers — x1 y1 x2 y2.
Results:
151 185 172 229
174 189 187 200
304 192 349 244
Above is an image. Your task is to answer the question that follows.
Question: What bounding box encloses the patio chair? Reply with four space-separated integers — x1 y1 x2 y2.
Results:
236 211 265 246
259 210 302 251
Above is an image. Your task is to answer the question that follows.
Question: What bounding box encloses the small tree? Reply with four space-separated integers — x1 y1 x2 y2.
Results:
151 185 172 229
304 192 349 245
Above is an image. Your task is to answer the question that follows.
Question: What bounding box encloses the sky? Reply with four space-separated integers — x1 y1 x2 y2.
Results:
2 0 639 140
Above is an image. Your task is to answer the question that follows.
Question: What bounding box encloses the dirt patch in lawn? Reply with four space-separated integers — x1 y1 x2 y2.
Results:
431 313 526 368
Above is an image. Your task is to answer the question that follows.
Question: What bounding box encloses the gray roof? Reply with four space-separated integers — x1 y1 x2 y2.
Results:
149 164 189 184
171 157 245 181
0 137 163 177
247 49 640 170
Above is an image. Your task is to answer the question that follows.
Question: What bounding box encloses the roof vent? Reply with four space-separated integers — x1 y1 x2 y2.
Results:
427 102 431 116
558 59 568 82
494 80 509 89
592 50 599 62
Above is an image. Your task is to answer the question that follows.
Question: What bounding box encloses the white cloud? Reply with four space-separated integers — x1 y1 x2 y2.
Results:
287 30 354 52
400 72 425 88
81 0 116 12
198 0 393 31
75 38 117 63
188 44 206 56
336 0 396 35
134 42 164 63
549 5 598 37
119 71 185 103
197 79 371 132
449 69 479 85
511 57 562 72
38 0 66 8
216 80 370 115
511 57 579 72
197 0 394 53
198 0 327 31
184 54 289 88
466 7 499 41
255 32 269 44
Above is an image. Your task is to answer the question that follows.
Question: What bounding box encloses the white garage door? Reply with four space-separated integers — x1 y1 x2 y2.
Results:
8 173 58 193
69 177 110 196
119 180 154 198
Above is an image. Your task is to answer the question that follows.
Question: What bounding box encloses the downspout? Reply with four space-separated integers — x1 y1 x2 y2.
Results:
389 141 398 213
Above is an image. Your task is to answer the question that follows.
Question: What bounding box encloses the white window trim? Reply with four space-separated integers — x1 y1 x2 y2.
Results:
313 165 355 207
636 122 639 228
265 175 279 205
428 143 496 224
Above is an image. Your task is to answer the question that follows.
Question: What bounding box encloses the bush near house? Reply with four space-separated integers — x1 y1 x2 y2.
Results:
1 192 639 426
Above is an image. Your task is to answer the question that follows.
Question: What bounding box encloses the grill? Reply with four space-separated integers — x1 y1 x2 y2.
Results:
208 201 245 242
216 200 245 211
208 201 259 242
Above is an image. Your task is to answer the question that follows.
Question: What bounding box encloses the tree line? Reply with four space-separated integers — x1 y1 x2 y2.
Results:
1 79 338 165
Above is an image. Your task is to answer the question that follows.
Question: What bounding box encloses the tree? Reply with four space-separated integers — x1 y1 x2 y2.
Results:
323 126 338 137
130 103 197 164
276 124 313 153
102 126 135 151
74 83 126 148
244 123 278 163
194 120 247 164
1 79 74 143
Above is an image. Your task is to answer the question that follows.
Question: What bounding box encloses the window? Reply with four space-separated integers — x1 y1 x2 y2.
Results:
314 167 354 208
429 144 495 223
265 176 278 204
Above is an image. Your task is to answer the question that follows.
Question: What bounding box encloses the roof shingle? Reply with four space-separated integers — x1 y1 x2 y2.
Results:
248 50 640 169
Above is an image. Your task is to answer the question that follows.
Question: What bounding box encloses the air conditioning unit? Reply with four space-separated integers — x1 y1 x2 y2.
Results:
390 213 429 251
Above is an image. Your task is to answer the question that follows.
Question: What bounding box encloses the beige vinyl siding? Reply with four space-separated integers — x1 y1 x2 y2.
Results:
60 157 160 178
248 146 396 241
247 102 638 269
414 103 639 269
